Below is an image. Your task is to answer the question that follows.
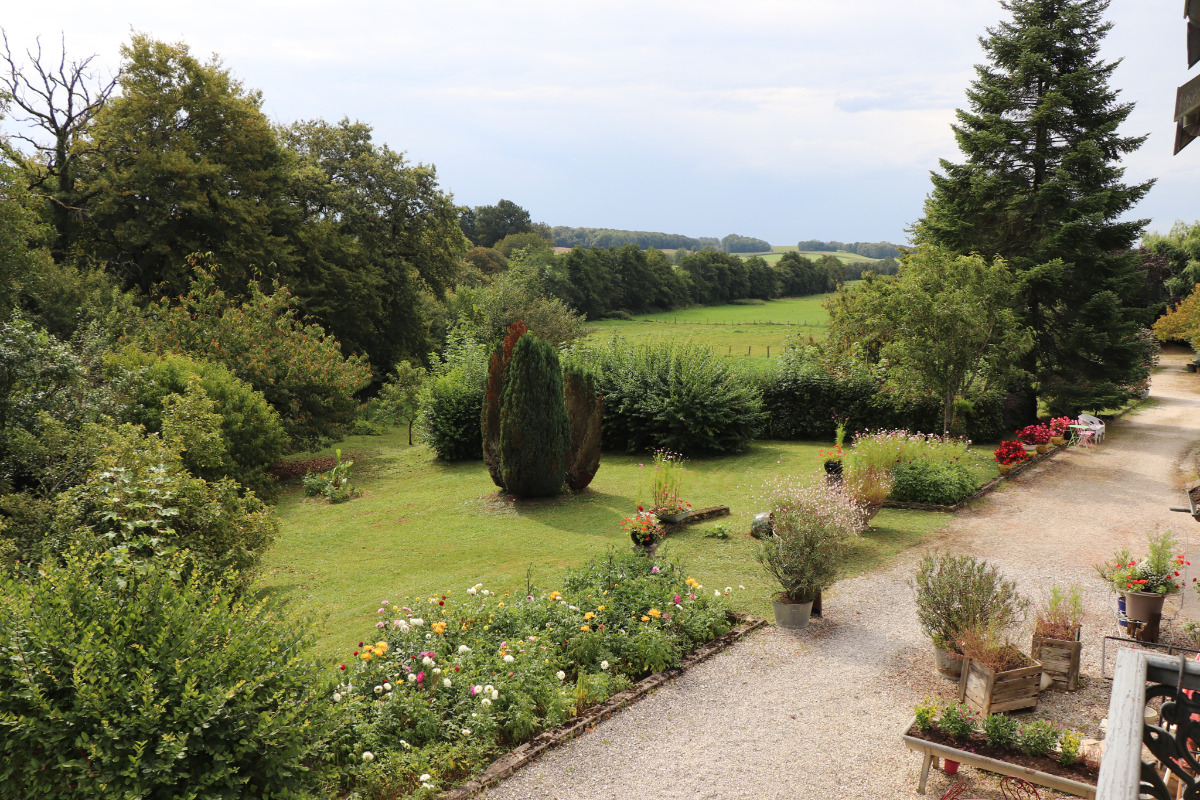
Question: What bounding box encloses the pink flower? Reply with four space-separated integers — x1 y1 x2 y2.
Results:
417 671 425 683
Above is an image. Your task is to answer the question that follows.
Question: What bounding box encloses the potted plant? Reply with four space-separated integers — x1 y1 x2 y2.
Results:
1017 423 1052 454
822 416 848 481
957 624 1042 715
1047 416 1073 446
755 477 863 629
1103 530 1188 632
993 440 1029 475
622 509 663 556
1031 584 1085 690
644 449 691 523
910 553 1028 680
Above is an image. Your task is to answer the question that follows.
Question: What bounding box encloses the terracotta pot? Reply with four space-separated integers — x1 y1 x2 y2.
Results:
771 596 814 630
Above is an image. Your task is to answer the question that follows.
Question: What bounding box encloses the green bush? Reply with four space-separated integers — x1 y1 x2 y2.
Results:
584 338 763 455
105 347 288 495
1019 719 1061 758
416 333 488 461
910 553 1028 652
329 549 731 797
0 550 338 799
563 364 602 491
54 423 278 586
937 702 977 739
499 334 570 497
982 712 1020 750
890 460 981 505
302 449 356 503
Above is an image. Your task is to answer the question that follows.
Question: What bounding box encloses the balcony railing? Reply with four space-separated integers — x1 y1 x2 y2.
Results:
1098 649 1200 799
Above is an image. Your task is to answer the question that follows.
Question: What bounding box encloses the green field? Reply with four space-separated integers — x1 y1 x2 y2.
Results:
586 293 839 365
732 246 882 265
258 431 953 660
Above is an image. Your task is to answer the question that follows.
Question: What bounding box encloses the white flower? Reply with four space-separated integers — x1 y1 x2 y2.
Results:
425 633 432 640
332 692 342 702
462 728 472 735
725 586 732 594
407 673 417 683
556 670 566 681
394 620 409 631
433 667 442 675
471 712 478 718
491 689 499 700
675 604 682 610
362 751 375 763
399 739 410 749
467 587 477 596
600 660 610 670
481 697 492 706
481 589 490 596
419 773 432 782
443 678 452 687
715 590 721 597
503 654 514 663
422 656 434 666
373 685 383 695
484 684 493 693
382 682 391 691
568 605 579 611
410 618 424 627
458 644 472 654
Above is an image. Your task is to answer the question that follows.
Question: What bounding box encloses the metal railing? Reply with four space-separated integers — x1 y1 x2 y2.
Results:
1099 649 1200 799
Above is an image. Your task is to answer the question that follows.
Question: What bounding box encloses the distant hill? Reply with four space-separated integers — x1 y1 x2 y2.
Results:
796 239 903 259
550 227 772 254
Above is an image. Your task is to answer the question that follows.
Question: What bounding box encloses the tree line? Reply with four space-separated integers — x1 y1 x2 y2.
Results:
797 240 902 259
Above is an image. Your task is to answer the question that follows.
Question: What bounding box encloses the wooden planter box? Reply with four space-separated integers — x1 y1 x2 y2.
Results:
1032 629 1082 691
959 656 1042 715
899 717 1096 798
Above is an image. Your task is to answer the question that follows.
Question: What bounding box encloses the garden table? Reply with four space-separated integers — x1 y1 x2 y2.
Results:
1067 424 1095 447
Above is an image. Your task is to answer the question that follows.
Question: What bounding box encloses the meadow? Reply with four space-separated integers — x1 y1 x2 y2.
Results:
586 292 839 365
258 432 956 660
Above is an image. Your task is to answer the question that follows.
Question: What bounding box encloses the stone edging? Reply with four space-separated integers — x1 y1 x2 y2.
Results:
440 611 767 799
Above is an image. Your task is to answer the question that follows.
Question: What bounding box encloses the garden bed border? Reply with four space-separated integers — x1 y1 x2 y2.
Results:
883 443 1069 513
441 611 766 800
899 716 1097 798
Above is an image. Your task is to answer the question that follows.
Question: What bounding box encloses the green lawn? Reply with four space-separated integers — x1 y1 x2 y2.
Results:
586 294 838 365
258 431 954 660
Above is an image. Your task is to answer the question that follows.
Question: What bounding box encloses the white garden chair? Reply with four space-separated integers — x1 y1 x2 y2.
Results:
1078 413 1106 444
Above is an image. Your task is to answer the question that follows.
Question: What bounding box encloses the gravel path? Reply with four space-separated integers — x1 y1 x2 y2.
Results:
481 351 1200 800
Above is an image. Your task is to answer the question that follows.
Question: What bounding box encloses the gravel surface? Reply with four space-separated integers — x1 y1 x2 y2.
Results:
480 351 1200 800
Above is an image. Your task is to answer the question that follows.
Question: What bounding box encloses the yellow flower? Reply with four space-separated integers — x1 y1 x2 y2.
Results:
361 651 373 661
498 602 505 608
584 612 595 621
648 608 662 618
375 641 388 652
549 591 562 601
483 625 489 630
431 622 447 635
640 615 650 622
685 577 698 588
597 605 606 611
580 625 591 631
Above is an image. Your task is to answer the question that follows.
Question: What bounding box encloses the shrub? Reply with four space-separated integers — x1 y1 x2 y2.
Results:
584 337 763 455
914 698 939 732
1060 728 1083 765
890 460 980 505
1016 423 1052 445
563 364 603 491
137 263 372 450
910 553 1028 652
756 475 863 602
0 550 338 799
416 332 488 461
937 702 978 739
328 550 731 796
302 449 357 504
105 346 287 495
1019 719 1061 758
499 334 570 497
53 423 278 586
483 321 528 487
982 712 1020 751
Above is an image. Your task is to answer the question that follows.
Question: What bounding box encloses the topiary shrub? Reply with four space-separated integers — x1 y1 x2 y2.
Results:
0 550 338 799
482 321 527 488
563 364 602 491
890 460 981 505
586 338 763 455
499 334 570 497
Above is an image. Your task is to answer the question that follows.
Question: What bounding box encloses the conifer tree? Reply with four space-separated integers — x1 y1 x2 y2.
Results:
482 320 527 489
499 334 569 498
563 364 603 491
913 0 1153 415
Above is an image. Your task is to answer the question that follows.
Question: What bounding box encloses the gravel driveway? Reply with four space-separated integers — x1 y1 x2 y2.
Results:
481 350 1200 800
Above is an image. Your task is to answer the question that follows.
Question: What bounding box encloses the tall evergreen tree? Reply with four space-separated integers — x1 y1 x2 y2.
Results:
913 0 1153 415
498 333 569 498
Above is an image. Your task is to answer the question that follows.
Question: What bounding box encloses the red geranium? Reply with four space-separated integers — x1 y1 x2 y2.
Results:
993 440 1030 466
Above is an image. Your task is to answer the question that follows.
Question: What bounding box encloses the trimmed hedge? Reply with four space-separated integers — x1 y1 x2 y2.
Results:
890 460 981 505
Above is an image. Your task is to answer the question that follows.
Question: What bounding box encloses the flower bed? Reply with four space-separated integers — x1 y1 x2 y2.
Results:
325 550 738 799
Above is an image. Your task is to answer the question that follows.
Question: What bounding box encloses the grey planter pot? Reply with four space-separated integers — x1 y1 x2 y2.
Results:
655 510 690 524
771 598 814 630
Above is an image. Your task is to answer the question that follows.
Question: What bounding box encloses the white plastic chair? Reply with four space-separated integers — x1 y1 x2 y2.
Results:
1078 413 1106 444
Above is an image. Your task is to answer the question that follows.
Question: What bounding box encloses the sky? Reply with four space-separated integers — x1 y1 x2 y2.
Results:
2 0 1196 246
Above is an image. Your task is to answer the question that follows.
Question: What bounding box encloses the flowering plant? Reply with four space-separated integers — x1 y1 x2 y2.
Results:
1016 424 1052 445
622 509 663 547
643 450 689 515
1107 530 1188 595
993 440 1029 466
1047 417 1074 437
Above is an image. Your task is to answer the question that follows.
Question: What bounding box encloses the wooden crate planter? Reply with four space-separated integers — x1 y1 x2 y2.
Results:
959 656 1042 715
1032 628 1082 691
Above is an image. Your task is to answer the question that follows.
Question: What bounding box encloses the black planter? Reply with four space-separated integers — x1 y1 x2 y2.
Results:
823 459 843 476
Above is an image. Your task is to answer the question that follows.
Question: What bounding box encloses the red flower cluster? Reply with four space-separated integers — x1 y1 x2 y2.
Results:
1047 417 1074 437
1016 424 1052 445
993 440 1030 466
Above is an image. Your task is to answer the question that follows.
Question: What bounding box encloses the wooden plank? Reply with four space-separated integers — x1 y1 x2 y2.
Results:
1096 648 1149 800
990 696 1039 713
